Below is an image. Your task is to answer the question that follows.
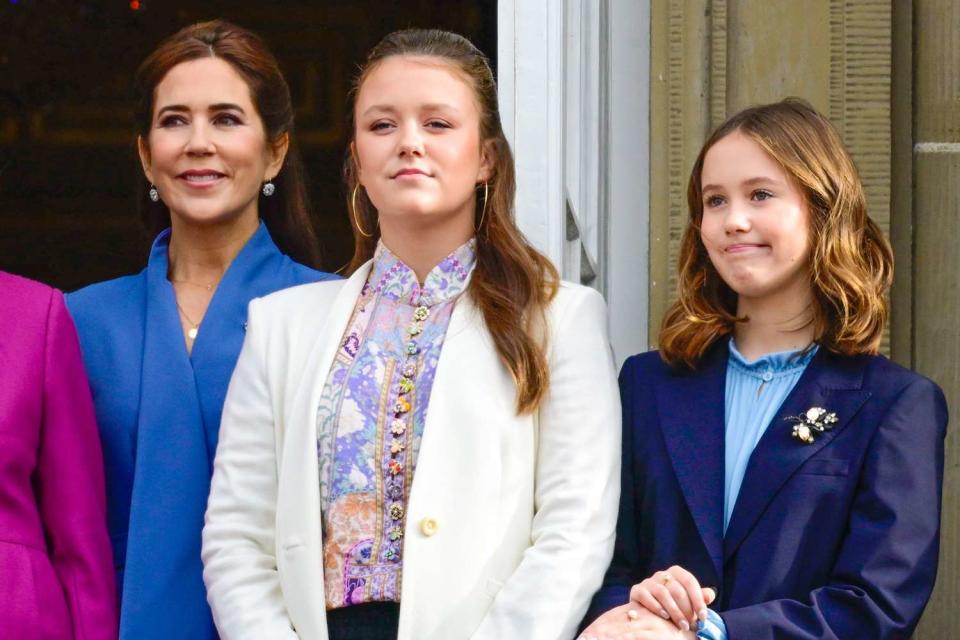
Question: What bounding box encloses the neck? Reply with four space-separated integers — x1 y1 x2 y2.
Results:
167 215 259 285
378 217 474 283
733 288 816 361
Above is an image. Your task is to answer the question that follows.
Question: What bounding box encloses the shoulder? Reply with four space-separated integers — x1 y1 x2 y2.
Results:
66 272 145 316
551 280 605 309
0 272 61 332
546 281 607 327
620 349 671 378
65 273 146 340
248 277 348 322
856 353 947 416
281 257 341 286
0 271 56 309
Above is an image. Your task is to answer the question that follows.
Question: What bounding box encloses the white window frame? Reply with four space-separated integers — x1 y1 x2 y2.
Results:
498 0 650 364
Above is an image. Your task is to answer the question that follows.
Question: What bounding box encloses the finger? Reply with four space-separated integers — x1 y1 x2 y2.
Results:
667 565 707 622
650 581 689 631
664 578 695 630
702 587 716 606
629 583 670 621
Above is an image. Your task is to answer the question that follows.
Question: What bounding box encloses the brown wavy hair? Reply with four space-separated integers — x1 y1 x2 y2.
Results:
345 29 559 413
134 20 322 268
659 98 893 368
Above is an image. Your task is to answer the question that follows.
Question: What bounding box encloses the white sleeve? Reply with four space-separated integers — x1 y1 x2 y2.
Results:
471 287 622 640
202 298 299 640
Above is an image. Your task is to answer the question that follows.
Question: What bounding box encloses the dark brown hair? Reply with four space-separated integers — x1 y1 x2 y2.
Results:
345 29 559 413
659 97 893 368
134 20 321 268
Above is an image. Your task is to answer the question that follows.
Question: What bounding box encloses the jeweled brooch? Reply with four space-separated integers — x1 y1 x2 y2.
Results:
787 406 839 444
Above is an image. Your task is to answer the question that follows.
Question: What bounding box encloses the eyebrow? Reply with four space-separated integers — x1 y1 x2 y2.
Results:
702 176 784 192
156 103 247 117
361 103 461 117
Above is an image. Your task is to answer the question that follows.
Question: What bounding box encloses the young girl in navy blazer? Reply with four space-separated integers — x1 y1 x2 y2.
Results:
582 98 947 640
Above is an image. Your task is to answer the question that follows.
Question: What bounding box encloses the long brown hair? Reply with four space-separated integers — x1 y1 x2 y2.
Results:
659 98 893 368
134 20 321 268
345 29 559 414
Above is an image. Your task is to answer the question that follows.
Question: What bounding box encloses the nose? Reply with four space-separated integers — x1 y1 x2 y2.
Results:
397 123 424 157
723 199 751 234
185 122 215 156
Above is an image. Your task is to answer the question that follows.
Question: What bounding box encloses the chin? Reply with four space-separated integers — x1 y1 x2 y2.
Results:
171 205 252 228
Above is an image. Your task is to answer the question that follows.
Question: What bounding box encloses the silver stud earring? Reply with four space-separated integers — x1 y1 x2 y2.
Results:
262 180 275 197
149 185 160 202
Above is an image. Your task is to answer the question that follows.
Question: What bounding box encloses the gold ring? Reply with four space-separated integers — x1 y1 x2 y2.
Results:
661 573 672 585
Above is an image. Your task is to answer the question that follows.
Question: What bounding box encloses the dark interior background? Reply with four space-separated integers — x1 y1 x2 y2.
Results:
0 0 496 290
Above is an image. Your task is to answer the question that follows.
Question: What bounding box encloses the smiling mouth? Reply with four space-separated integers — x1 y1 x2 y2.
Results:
393 169 429 179
725 244 770 253
178 171 226 184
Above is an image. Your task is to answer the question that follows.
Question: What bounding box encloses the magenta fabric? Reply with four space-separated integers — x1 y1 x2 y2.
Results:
0 272 117 639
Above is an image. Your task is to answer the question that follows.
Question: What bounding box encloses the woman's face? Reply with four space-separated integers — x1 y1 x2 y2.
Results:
353 55 492 238
699 130 812 307
139 57 286 229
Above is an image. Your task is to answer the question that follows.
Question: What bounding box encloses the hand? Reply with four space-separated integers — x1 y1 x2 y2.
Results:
629 566 716 633
579 603 697 640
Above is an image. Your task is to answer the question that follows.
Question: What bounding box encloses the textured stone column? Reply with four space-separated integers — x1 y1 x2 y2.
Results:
912 1 960 635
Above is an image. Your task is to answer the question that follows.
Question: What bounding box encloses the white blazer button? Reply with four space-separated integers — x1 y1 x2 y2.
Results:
420 517 438 537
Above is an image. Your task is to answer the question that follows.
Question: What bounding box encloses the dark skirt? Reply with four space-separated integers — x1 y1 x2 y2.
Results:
326 602 401 640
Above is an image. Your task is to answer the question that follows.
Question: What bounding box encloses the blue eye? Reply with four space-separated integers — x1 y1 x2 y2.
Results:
753 189 773 201
705 195 725 208
370 121 394 132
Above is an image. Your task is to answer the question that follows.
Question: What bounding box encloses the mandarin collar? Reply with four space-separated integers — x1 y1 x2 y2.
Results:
727 338 819 379
364 237 476 307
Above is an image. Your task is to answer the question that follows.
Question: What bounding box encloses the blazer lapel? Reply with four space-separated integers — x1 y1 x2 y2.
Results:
190 224 301 458
280 260 371 541
656 345 727 582
121 232 214 638
723 350 871 561
271 262 372 639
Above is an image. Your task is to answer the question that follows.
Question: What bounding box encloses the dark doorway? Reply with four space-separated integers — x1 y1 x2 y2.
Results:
0 0 496 289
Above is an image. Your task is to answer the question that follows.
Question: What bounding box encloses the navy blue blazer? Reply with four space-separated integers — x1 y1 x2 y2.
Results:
586 343 947 639
66 224 336 640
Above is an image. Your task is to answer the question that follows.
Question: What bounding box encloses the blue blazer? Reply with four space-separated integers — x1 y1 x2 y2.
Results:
586 344 947 639
66 224 336 640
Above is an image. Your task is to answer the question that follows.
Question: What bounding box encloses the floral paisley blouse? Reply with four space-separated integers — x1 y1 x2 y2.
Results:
316 238 476 609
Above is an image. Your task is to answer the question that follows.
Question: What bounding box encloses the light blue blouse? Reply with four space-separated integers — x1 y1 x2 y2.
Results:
699 338 817 640
723 339 818 531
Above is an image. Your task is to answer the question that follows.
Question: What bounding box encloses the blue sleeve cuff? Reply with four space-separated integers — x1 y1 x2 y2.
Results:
696 608 727 640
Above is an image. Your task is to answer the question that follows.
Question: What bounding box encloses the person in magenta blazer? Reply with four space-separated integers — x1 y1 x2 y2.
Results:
0 271 117 639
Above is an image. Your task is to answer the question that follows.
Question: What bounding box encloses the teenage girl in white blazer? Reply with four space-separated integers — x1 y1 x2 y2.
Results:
202 29 621 640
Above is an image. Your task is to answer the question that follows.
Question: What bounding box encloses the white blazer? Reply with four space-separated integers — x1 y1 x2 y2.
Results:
202 261 621 640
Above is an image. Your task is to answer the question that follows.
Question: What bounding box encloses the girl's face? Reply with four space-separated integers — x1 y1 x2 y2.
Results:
353 55 492 237
699 130 813 307
139 57 286 229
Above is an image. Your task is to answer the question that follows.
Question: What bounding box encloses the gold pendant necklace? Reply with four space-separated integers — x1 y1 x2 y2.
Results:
175 300 201 340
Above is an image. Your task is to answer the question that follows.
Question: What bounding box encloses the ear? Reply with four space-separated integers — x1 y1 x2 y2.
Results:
477 138 495 183
350 141 365 186
137 135 154 184
264 132 291 181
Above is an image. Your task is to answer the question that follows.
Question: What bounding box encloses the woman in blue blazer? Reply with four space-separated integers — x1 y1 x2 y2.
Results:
582 98 947 640
66 21 335 640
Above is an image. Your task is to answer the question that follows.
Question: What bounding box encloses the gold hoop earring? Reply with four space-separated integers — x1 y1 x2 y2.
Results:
477 182 489 231
352 184 372 238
